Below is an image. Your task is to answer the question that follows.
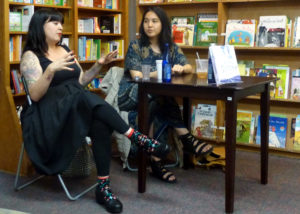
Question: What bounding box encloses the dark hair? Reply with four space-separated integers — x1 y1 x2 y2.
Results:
139 7 173 53
22 8 64 56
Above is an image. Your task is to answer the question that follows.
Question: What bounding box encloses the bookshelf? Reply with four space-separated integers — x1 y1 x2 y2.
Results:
136 0 300 158
0 0 129 175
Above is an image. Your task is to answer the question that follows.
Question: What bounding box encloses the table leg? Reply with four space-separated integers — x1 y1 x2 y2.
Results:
182 98 193 169
225 96 237 213
260 84 270 185
138 84 149 193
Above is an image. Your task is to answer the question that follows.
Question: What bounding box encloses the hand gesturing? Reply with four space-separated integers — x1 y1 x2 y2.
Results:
97 50 118 65
48 51 76 73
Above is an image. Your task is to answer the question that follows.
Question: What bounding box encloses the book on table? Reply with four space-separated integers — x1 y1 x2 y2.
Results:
208 45 242 85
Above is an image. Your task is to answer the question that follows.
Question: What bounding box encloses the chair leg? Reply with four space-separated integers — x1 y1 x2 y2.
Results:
57 174 98 201
14 143 45 191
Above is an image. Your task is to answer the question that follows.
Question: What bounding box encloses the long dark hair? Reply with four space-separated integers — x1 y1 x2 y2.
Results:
22 8 64 57
139 7 173 54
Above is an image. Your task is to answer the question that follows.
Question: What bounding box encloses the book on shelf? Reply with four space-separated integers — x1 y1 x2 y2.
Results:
99 15 114 34
290 70 300 100
255 68 277 98
171 16 195 46
192 104 217 139
256 114 288 148
225 19 256 47
9 35 23 62
293 17 300 47
237 60 255 76
290 117 296 145
9 12 22 32
61 37 69 46
139 0 162 4
249 113 257 144
12 5 34 32
236 110 253 144
256 15 288 47
11 70 24 94
294 115 300 150
262 64 290 99
208 45 242 85
194 13 218 47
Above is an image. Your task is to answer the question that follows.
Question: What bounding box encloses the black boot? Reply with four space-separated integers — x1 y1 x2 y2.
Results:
130 130 169 158
95 185 123 213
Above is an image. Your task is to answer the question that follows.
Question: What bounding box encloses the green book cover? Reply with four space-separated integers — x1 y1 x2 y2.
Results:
195 21 218 46
236 110 252 144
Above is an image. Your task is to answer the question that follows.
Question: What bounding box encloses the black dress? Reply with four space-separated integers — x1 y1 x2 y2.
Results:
21 45 107 175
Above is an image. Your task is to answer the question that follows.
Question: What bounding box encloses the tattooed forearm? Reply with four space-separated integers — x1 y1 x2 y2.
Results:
80 62 102 86
20 51 43 87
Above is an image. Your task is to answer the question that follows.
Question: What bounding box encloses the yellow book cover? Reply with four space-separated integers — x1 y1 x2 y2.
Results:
85 39 92 60
294 115 300 150
236 110 252 144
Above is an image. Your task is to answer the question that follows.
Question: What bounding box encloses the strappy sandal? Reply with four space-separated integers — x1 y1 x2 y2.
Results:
150 159 177 183
179 133 213 157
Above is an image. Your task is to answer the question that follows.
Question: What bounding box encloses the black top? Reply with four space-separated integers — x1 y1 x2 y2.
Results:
21 45 106 175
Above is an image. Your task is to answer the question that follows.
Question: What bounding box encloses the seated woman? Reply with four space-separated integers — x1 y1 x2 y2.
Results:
20 8 168 214
118 7 213 183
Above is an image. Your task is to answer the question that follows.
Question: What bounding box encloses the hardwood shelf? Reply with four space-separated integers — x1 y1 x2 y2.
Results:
78 6 122 13
77 33 123 36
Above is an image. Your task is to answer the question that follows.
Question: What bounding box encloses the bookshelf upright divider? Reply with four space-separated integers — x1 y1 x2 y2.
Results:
0 0 128 175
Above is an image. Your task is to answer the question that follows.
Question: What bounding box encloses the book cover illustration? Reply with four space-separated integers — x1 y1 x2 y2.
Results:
256 115 288 148
255 68 277 98
293 17 300 47
294 115 300 150
290 76 300 100
225 19 256 47
256 15 287 47
192 104 217 139
237 60 255 76
99 16 114 33
9 12 22 31
262 64 290 99
209 45 241 85
194 14 218 47
171 16 195 46
236 110 253 144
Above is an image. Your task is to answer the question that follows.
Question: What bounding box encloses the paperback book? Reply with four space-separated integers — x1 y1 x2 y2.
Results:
171 16 195 46
208 45 242 85
256 115 288 148
192 104 217 139
236 110 253 144
225 19 256 47
294 115 300 150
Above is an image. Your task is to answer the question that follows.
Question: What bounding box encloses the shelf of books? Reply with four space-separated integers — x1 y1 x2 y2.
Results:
137 0 300 157
0 0 128 175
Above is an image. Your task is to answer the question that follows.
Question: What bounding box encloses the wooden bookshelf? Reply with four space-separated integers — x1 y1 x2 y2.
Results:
136 0 300 159
0 0 129 175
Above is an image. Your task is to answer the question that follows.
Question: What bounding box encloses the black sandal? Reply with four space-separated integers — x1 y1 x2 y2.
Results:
179 133 213 156
150 159 177 183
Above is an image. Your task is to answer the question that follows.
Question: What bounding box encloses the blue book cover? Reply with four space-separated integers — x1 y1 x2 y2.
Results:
256 115 288 148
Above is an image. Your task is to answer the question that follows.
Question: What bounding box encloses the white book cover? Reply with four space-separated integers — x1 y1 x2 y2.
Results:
225 20 256 47
13 5 34 32
293 17 300 47
256 15 287 47
193 104 217 139
209 45 242 85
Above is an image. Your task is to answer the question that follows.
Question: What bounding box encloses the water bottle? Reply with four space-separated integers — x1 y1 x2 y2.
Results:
207 43 216 84
162 43 172 83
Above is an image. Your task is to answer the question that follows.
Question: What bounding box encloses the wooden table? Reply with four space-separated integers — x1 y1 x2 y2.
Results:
135 74 275 213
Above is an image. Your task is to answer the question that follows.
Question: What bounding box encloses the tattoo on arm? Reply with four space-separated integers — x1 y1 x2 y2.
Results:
20 51 43 87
